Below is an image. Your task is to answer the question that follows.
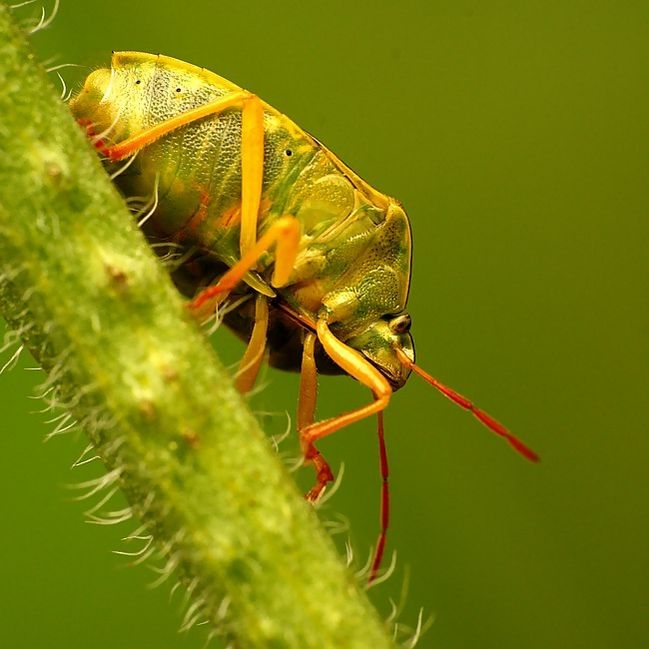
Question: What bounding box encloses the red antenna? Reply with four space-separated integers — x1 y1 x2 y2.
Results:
368 410 390 584
367 354 539 585
396 348 539 462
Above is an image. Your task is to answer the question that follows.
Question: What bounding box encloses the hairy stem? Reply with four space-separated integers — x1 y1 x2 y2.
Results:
0 6 395 648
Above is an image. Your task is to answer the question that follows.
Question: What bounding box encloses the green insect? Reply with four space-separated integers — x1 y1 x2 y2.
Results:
70 52 538 582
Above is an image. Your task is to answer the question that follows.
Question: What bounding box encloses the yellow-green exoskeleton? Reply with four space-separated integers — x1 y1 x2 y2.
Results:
70 52 538 582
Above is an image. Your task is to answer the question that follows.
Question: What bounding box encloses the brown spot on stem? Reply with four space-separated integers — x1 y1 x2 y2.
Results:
105 264 128 286
161 365 178 382
138 399 156 421
182 429 200 448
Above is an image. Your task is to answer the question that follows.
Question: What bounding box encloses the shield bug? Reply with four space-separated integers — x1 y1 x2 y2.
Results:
70 52 538 582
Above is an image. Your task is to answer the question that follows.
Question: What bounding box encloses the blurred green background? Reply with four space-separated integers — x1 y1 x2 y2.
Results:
1 1 648 647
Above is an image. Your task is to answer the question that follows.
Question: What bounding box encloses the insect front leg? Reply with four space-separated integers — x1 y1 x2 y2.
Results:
299 318 393 501
298 331 334 502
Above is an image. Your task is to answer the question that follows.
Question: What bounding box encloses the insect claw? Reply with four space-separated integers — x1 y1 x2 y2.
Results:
304 452 334 502
313 463 345 508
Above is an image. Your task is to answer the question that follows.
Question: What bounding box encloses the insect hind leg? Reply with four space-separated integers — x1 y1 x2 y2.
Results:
234 294 269 394
102 90 265 263
298 331 334 502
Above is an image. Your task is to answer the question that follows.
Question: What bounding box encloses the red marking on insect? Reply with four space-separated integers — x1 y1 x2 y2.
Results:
217 202 242 229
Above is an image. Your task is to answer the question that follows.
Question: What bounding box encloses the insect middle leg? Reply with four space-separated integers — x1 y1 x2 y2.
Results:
188 215 300 316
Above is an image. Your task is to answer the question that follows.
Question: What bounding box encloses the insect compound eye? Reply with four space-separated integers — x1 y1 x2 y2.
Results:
388 313 412 335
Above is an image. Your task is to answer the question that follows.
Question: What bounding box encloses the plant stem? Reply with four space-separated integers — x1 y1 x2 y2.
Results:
0 5 395 648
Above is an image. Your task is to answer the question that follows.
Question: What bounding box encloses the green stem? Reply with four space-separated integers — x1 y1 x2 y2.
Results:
0 6 395 648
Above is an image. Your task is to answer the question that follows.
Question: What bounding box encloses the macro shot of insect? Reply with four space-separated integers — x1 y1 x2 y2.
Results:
69 51 538 582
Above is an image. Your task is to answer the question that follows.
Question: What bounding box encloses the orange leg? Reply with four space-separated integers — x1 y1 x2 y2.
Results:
188 215 300 316
103 90 265 265
300 318 393 502
298 331 317 431
297 332 334 501
239 96 264 259
234 294 269 394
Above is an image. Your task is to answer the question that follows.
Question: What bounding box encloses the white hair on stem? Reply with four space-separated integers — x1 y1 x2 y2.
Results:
345 539 354 567
354 546 375 581
148 241 187 268
54 71 67 101
29 386 56 411
46 62 86 73
0 343 23 374
44 412 78 441
168 580 182 603
0 321 32 354
43 410 72 426
180 597 207 632
401 608 434 649
10 1 38 9
71 443 101 468
268 411 292 451
137 174 160 228
109 152 138 180
99 66 116 105
83 486 119 516
283 452 305 474
385 566 410 626
364 550 397 590
215 595 231 622
201 293 251 338
27 0 59 34
86 506 133 526
0 330 21 355
92 103 124 147
113 534 155 558
321 511 350 537
148 553 180 588
69 467 122 501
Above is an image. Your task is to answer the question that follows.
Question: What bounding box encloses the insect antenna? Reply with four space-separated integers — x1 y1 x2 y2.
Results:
396 349 539 462
368 410 390 584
